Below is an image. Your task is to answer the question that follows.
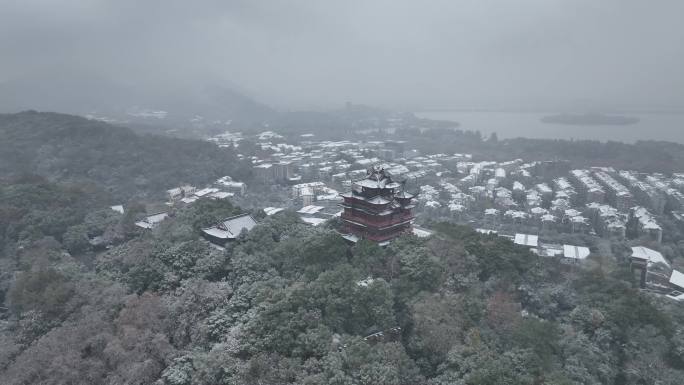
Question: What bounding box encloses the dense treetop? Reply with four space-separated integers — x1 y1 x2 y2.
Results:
1 180 683 384
2 112 684 384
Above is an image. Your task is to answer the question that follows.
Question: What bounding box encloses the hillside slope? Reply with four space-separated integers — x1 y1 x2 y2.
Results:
0 111 251 199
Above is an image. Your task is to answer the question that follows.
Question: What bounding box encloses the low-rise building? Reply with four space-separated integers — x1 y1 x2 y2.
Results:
201 214 257 246
135 212 168 229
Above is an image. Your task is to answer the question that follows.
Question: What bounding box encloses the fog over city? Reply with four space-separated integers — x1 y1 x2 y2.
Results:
1 0 684 111
6 2 684 384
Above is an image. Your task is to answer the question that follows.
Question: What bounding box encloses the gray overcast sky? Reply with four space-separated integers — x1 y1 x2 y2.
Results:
1 0 683 110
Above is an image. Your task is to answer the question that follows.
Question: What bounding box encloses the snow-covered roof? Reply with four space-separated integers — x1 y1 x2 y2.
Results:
222 214 257 235
541 214 557 222
366 196 391 205
631 246 670 267
563 245 590 260
565 209 581 218
181 196 198 204
386 165 410 175
317 193 342 201
395 191 415 199
263 207 285 216
513 181 525 191
301 217 327 226
412 227 433 238
670 270 684 289
355 178 401 189
341 233 360 243
135 212 168 229
217 179 245 188
210 191 233 199
202 227 231 239
195 187 219 197
505 210 527 219
300 187 314 196
449 203 465 212
666 292 684 302
571 216 587 224
514 233 538 247
202 214 257 240
297 205 325 215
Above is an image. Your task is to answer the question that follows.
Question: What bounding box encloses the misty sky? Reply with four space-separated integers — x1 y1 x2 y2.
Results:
1 0 683 110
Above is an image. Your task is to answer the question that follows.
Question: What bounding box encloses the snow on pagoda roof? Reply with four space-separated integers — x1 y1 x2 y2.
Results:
366 196 391 205
340 192 393 205
341 233 360 243
355 178 400 189
395 191 414 199
351 166 402 190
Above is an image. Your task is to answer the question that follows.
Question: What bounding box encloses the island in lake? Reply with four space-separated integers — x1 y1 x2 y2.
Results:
541 113 640 126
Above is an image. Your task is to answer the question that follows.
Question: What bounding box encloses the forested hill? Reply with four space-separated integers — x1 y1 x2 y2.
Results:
0 111 251 199
2 197 684 384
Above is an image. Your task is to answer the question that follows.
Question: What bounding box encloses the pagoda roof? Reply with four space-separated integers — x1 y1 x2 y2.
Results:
354 178 400 189
342 218 368 228
340 203 396 216
377 218 413 230
340 192 392 205
367 196 391 205
394 191 414 199
350 166 402 189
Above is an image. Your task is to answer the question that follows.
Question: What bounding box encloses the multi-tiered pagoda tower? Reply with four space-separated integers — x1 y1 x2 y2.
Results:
340 166 414 244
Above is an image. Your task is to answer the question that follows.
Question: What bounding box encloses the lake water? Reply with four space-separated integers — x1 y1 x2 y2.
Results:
415 111 684 144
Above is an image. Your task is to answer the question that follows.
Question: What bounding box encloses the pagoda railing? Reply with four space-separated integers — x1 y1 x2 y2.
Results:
341 212 414 228
342 227 412 242
341 197 393 211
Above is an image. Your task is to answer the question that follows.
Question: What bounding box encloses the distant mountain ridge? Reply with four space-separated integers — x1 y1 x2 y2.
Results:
0 75 275 127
